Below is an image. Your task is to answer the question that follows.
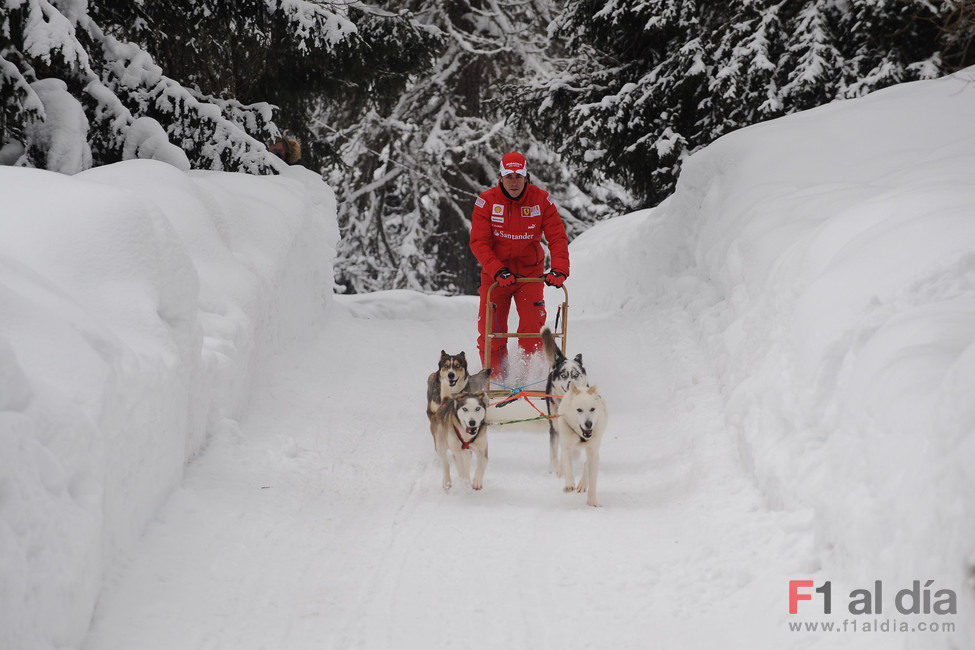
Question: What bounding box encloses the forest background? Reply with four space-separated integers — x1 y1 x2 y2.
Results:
3 0 973 294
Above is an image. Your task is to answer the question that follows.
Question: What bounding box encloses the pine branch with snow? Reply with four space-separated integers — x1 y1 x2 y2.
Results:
0 0 284 172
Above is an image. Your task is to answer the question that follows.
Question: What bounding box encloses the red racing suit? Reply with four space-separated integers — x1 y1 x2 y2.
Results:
469 182 570 371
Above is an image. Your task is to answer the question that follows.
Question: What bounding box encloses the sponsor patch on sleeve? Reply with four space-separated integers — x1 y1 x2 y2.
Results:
475 197 486 208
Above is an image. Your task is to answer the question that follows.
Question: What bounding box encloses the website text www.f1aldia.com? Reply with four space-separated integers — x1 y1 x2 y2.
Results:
787 579 959 635
789 618 956 633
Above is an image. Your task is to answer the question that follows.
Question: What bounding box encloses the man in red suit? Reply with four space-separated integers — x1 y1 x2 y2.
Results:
469 151 570 378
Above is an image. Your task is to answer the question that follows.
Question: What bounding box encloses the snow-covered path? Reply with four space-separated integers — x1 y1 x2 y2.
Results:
82 294 836 650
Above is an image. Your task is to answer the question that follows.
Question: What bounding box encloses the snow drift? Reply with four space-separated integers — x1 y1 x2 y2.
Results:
570 68 975 644
0 160 337 650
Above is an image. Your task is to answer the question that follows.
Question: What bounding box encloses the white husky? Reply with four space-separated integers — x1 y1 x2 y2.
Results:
541 326 588 473
556 383 607 507
430 393 489 491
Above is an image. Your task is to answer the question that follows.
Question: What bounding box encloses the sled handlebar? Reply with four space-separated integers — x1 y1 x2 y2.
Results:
483 277 568 372
485 276 568 313
486 274 567 289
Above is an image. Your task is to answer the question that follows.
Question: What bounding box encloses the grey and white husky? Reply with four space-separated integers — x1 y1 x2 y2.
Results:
556 383 607 507
429 392 489 490
541 327 589 472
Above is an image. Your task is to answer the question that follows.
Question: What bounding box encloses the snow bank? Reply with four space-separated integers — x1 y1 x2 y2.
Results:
0 160 337 650
570 68 975 644
339 289 477 322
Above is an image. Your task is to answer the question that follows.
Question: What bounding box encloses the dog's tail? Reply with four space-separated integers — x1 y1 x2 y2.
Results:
467 368 492 395
541 326 563 367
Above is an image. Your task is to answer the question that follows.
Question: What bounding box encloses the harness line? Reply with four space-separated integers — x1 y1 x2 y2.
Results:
452 424 479 450
486 381 563 426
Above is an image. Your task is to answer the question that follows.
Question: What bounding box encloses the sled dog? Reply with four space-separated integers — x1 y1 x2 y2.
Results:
429 392 489 490
556 383 607 507
427 351 490 420
541 326 589 472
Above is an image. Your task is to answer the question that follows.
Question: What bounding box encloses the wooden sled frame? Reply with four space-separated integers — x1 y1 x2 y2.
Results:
484 277 569 417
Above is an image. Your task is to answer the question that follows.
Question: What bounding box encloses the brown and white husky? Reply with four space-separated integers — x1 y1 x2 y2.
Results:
426 350 490 420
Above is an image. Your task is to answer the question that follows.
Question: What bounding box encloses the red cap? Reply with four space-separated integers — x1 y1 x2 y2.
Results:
499 151 528 177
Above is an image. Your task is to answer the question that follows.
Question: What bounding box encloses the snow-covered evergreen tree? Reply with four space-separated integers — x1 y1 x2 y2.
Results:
523 0 962 206
2 0 270 172
519 0 712 204
776 0 844 112
707 0 787 135
1 0 438 173
837 0 944 97
90 0 440 169
322 0 631 295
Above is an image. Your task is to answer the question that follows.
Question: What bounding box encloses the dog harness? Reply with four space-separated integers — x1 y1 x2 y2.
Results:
453 424 479 450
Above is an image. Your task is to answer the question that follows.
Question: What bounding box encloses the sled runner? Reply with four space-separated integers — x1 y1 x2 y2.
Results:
483 277 568 425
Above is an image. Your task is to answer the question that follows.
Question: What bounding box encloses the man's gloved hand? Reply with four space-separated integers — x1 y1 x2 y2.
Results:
544 270 567 288
495 268 517 288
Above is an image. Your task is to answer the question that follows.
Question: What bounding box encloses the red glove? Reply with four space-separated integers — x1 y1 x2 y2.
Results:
495 268 517 288
544 270 567 288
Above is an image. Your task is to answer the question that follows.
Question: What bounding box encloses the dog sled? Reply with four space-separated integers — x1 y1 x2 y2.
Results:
483 277 569 426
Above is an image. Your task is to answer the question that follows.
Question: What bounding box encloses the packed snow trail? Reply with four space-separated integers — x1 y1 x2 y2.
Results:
82 292 865 650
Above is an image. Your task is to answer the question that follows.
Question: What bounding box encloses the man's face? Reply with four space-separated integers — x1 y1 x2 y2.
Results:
269 141 287 160
500 172 526 195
